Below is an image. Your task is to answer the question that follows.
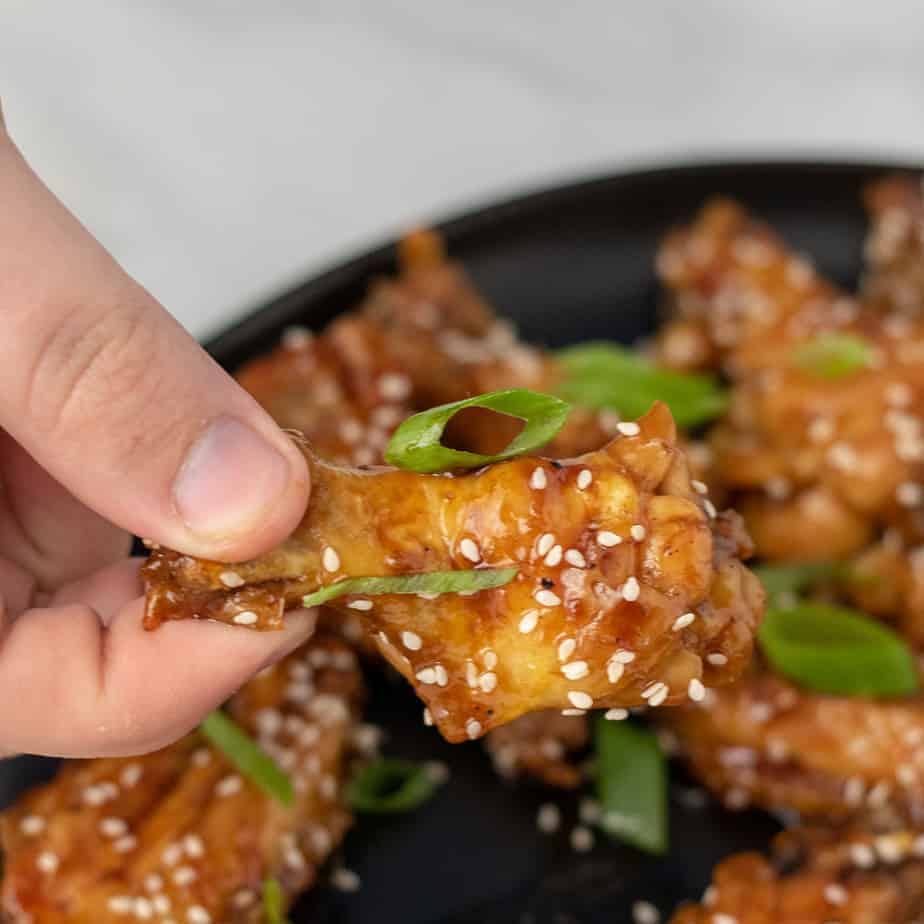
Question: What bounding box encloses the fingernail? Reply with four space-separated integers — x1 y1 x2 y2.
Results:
174 417 291 540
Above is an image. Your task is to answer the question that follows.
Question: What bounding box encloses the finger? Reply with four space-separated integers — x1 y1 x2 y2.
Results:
0 430 130 589
49 557 144 625
0 598 318 757
0 128 309 563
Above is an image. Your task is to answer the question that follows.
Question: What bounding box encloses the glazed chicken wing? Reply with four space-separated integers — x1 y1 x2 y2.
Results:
0 634 362 923
671 826 924 924
655 198 924 559
143 402 764 743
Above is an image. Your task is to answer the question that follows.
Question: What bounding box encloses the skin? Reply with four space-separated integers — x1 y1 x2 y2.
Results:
0 102 315 758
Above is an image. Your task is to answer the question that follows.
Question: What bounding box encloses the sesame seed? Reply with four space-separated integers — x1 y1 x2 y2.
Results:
401 631 422 651
187 906 212 924
577 469 593 490
824 883 848 905
844 777 866 805
673 612 696 631
379 373 411 401
535 589 561 607
423 708 433 726
607 660 625 684
134 898 153 920
850 843 876 868
478 672 497 693
183 834 204 858
561 708 587 716
339 418 363 444
465 719 482 739
706 652 728 666
417 591 440 600
618 422 641 436
347 599 373 611
119 763 143 788
562 661 589 680
153 896 172 914
691 480 708 495
632 900 660 924
621 577 641 601
331 867 362 893
570 826 594 852
536 803 561 833
564 548 586 567
460 538 481 563
558 638 576 661
868 780 892 807
568 691 594 709
530 467 548 490
174 866 198 886
897 482 924 507
285 845 307 869
483 650 497 669
434 665 449 687
232 611 258 626
191 748 211 767
544 544 563 567
898 763 917 785
875 834 906 863
19 815 44 836
630 524 646 541
415 667 437 684
703 499 717 518
281 325 313 350
886 383 913 407
537 533 556 556
162 843 183 866
322 547 341 572
597 530 622 547
107 896 134 914
36 851 59 874
605 708 629 721
144 873 164 893
711 915 737 924
688 678 706 702
642 681 667 702
216 775 243 797
99 817 128 838
518 610 539 633
219 570 244 588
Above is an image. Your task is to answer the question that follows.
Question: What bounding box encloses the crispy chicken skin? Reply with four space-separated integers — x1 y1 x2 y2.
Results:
670 826 924 924
0 635 362 923
656 198 924 559
665 666 924 825
143 401 764 742
862 175 924 315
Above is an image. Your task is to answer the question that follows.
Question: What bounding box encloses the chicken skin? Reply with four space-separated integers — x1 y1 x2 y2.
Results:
143 402 764 742
0 634 362 923
671 826 924 924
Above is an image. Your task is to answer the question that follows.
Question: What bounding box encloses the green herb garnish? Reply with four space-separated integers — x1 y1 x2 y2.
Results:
384 388 570 473
346 759 438 813
594 716 668 854
556 341 728 429
199 711 293 807
754 561 846 606
302 568 518 608
791 333 872 379
758 603 918 698
263 877 291 924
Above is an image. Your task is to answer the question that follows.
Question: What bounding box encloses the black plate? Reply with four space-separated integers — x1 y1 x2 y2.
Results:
3 160 920 923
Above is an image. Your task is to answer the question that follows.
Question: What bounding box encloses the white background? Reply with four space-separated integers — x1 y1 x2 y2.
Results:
4 1 924 337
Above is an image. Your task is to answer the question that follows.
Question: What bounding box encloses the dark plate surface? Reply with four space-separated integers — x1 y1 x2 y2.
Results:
3 160 920 923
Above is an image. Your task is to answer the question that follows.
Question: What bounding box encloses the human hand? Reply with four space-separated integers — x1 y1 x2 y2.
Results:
0 105 314 758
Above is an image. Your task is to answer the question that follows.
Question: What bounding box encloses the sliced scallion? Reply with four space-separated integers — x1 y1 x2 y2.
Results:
346 759 437 814
791 333 872 379
384 388 570 473
303 568 518 608
758 603 918 698
199 711 293 807
594 716 668 855
263 877 291 924
556 341 728 429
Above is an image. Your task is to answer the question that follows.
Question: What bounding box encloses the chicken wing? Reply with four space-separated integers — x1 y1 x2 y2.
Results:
0 634 362 923
862 175 924 316
670 826 924 924
655 198 924 559
143 402 764 742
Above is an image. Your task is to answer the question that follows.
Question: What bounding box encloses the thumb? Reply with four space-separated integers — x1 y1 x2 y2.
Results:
0 116 309 562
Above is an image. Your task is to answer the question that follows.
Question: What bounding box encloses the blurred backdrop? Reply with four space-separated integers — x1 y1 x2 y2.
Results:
4 0 924 337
